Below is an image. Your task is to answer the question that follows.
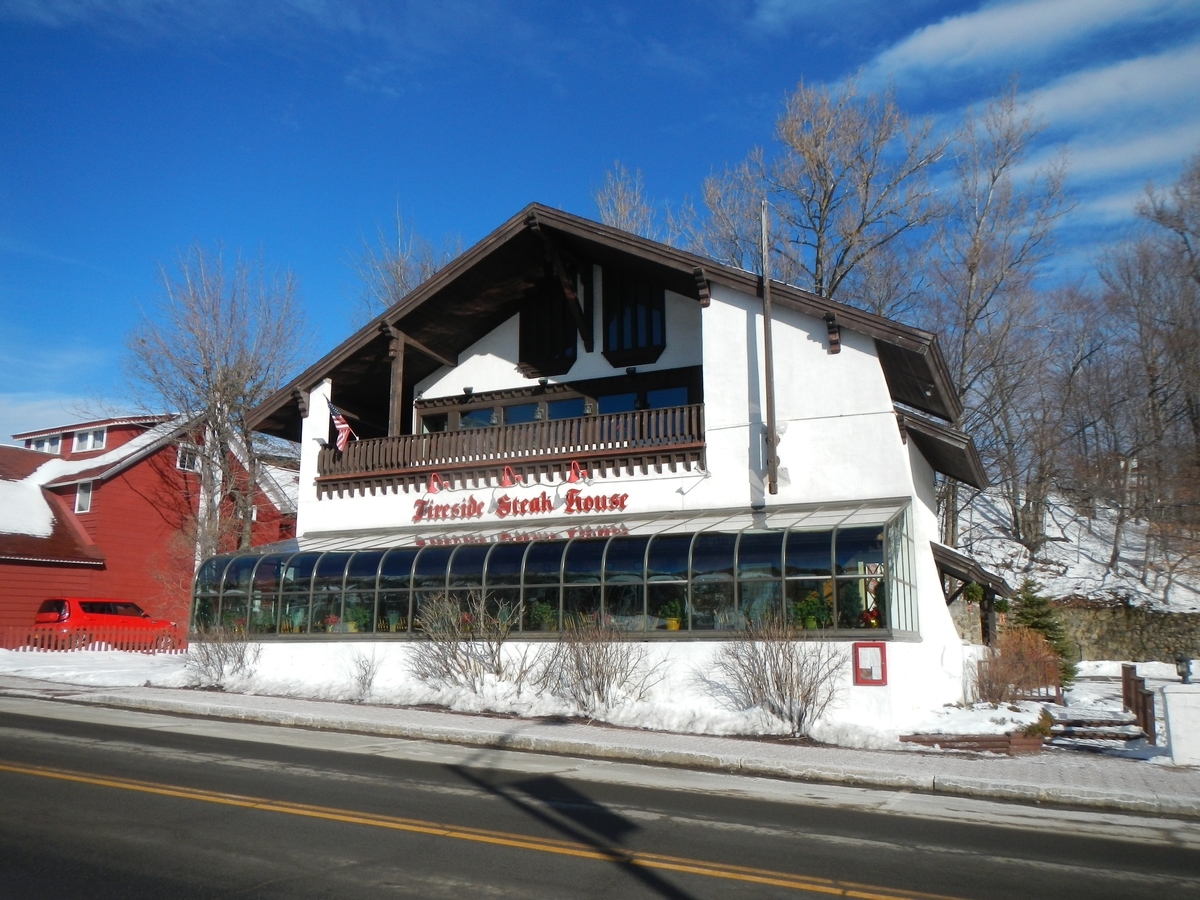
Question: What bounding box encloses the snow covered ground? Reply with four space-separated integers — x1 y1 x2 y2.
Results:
0 644 1176 751
961 491 1200 612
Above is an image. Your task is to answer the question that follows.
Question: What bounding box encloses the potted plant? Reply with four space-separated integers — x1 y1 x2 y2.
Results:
346 606 371 633
658 599 683 631
529 600 557 631
790 592 830 630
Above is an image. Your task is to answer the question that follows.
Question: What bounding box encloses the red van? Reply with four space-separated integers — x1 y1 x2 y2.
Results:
31 598 179 650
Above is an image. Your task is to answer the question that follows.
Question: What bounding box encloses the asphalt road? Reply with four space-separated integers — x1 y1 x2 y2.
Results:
0 702 1198 899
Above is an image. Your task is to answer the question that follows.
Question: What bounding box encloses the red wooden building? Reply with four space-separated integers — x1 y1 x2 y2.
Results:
0 415 296 629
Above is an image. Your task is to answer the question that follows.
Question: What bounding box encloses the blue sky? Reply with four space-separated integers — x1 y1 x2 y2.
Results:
2 0 1198 442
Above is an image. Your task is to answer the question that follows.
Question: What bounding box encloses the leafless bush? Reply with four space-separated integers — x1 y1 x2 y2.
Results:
411 593 537 694
975 626 1059 705
540 619 662 716
185 626 261 689
348 647 383 701
710 618 845 736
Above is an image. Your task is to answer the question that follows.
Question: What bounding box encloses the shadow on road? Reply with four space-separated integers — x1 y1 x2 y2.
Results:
449 761 697 900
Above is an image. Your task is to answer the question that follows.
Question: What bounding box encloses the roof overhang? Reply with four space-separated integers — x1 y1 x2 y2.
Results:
896 408 987 489
931 541 1012 598
251 203 963 440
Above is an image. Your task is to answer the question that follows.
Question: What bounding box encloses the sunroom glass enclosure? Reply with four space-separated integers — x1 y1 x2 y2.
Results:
192 505 917 638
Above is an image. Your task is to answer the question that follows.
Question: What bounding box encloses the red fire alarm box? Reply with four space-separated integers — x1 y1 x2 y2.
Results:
853 642 887 686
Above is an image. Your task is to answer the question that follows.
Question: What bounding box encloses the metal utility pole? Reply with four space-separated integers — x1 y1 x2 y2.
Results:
761 200 779 496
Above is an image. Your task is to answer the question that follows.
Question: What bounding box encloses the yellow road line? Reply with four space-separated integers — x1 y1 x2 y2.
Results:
0 759 965 900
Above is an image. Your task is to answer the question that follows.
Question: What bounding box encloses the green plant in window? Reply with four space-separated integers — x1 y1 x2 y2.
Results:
657 599 683 630
346 605 372 633
790 591 831 629
837 581 863 628
529 600 557 630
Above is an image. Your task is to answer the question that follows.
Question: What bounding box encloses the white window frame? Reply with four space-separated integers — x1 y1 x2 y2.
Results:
75 481 93 514
73 428 106 453
31 435 62 454
176 444 201 473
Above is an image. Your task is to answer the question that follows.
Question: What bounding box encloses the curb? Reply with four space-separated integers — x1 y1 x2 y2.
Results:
67 691 1200 819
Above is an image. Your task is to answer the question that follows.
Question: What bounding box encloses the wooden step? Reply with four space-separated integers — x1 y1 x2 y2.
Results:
899 733 1043 755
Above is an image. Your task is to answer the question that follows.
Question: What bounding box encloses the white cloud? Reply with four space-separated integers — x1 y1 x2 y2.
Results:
871 0 1192 77
1065 121 1200 181
1025 41 1200 126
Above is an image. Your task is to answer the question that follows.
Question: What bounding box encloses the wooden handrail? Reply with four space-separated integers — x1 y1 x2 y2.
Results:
318 404 705 479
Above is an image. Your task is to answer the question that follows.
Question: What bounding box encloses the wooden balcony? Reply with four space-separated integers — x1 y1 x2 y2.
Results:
316 404 706 497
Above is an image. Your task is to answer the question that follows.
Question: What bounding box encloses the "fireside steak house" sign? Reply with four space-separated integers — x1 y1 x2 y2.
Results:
412 488 630 523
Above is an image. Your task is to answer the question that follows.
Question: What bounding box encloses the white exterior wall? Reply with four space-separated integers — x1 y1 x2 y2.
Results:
290 274 967 727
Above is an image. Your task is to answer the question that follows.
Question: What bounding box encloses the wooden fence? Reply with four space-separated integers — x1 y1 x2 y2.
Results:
1121 663 1157 745
1 625 187 654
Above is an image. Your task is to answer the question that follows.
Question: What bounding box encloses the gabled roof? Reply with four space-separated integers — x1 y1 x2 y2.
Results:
13 415 171 441
251 203 962 440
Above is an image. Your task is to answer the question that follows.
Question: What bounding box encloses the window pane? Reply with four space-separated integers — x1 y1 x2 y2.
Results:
459 407 495 429
345 550 385 592
376 593 409 632
604 537 648 580
647 534 690 581
604 581 645 630
648 583 687 630
282 553 321 590
646 386 688 409
379 548 419 590
485 543 527 586
342 591 376 633
835 526 884 573
505 403 539 424
548 398 585 420
738 531 783 579
564 539 606 583
785 531 832 577
597 393 637 414
413 546 453 589
739 580 782 626
787 580 834 629
313 552 352 593
691 582 736 630
449 545 488 587
421 413 448 433
691 532 736 581
524 586 560 631
196 556 234 595
523 541 566 584
564 585 600 625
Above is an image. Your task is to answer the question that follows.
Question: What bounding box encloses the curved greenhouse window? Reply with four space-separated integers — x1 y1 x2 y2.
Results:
192 556 233 630
190 505 913 639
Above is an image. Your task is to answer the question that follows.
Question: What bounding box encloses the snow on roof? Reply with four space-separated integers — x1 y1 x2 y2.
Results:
38 418 185 487
0 419 182 541
260 463 299 513
12 414 171 441
0 479 54 537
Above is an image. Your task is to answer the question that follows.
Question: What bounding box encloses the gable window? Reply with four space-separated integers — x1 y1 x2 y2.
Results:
73 428 106 453
602 268 665 367
75 481 93 514
177 444 201 472
31 435 62 454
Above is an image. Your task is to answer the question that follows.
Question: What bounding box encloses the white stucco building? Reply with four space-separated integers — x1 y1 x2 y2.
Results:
193 204 1007 730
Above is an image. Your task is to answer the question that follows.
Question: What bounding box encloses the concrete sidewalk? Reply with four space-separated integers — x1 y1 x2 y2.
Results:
2 674 1198 818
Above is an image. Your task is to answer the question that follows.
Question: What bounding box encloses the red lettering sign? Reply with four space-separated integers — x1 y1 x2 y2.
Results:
413 489 631 523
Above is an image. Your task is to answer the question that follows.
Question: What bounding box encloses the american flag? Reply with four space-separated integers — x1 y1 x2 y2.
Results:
328 401 356 452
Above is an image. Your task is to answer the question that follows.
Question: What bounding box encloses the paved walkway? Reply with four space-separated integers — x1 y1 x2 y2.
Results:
2 674 1198 818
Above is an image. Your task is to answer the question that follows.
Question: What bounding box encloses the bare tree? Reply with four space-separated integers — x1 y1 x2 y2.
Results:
688 77 946 302
929 88 1070 549
126 244 307 558
355 206 459 321
593 160 658 238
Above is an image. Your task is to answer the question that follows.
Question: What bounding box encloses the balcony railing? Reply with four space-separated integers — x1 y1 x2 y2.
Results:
317 403 705 494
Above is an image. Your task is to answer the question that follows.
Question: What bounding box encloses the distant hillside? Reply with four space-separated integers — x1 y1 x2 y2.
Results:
956 491 1200 613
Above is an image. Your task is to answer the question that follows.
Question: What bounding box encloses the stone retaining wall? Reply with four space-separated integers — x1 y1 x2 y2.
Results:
1056 607 1200 662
